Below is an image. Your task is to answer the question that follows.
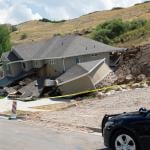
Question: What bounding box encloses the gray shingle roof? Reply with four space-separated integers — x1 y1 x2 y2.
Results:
1 51 20 62
13 35 126 60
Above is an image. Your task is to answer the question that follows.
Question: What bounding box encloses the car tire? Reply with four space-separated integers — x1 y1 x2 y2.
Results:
111 130 139 150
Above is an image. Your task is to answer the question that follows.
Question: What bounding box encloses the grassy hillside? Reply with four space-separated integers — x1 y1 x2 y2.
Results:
91 19 150 47
114 21 150 47
11 2 150 47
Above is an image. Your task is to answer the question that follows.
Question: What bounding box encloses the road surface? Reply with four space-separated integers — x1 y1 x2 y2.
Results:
0 119 107 150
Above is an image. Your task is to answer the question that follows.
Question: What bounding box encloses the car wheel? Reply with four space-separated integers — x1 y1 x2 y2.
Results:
111 130 139 150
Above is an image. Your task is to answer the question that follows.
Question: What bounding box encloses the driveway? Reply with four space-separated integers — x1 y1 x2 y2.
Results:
0 119 107 150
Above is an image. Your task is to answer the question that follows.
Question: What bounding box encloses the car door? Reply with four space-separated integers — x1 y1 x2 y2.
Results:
145 113 150 136
139 113 150 150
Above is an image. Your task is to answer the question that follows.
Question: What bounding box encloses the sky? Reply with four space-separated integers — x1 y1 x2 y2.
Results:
0 0 148 25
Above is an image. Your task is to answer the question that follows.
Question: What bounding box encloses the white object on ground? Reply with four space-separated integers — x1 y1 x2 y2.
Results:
0 97 65 113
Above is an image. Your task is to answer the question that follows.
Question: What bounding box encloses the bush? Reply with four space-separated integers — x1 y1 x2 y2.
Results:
39 18 66 23
112 7 124 10
20 33 27 40
93 28 112 44
92 19 127 44
53 33 61 36
11 25 17 32
92 19 148 44
128 19 147 30
0 25 11 56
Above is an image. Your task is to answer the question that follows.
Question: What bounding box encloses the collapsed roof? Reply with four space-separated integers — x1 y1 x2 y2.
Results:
57 59 104 84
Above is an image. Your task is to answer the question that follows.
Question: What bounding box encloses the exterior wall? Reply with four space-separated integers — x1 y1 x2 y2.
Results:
58 75 95 95
5 62 23 77
89 62 112 85
22 61 33 72
38 59 65 78
63 57 77 71
2 52 110 78
39 57 77 78
79 52 110 65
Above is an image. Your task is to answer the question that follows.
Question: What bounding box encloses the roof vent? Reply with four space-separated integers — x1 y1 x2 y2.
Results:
61 42 64 46
85 47 87 50
94 45 95 48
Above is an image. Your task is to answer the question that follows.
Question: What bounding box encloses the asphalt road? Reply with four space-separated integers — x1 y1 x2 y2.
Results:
0 119 107 150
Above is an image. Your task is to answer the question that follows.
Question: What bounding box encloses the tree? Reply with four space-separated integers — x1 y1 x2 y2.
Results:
0 25 11 56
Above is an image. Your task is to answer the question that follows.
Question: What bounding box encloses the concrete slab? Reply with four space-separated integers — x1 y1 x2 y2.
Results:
0 97 65 113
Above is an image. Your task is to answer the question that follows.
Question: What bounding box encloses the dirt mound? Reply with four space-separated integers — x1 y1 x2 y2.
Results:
115 44 150 84
97 44 150 87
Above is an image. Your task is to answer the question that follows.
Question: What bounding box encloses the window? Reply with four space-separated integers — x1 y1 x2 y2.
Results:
91 53 98 57
22 63 26 69
76 57 79 63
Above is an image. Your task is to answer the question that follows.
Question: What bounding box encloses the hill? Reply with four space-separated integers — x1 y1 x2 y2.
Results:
11 2 150 47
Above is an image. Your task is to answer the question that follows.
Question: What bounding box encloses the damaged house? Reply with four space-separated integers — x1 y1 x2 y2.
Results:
0 35 126 98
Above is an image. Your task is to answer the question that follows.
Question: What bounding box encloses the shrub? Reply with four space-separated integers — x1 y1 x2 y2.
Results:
53 33 61 36
92 19 127 44
112 7 124 10
93 28 112 44
128 19 147 30
39 18 66 23
0 25 11 56
11 25 17 32
20 33 27 40
92 19 148 44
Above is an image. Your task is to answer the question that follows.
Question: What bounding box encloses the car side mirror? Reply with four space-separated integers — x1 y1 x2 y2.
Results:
139 107 147 114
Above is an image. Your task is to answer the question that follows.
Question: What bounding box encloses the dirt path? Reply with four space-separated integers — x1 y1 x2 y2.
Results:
25 87 150 133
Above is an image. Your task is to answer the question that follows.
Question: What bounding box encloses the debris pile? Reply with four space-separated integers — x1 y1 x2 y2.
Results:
97 44 150 88
0 72 60 100
115 44 150 83
97 80 149 99
96 72 118 88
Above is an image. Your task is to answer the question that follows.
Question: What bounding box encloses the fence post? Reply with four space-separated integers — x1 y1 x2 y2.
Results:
9 100 17 120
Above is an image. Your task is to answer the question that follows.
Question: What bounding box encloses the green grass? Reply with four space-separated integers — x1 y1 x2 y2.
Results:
0 96 5 99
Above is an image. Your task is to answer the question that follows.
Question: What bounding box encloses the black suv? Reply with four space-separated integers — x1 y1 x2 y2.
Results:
102 108 150 150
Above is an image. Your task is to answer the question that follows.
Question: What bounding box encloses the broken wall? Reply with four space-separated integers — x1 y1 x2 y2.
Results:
58 75 95 95
89 62 112 85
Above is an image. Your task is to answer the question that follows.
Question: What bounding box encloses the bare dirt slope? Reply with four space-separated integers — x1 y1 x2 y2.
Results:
11 2 150 45
115 44 150 83
26 87 150 133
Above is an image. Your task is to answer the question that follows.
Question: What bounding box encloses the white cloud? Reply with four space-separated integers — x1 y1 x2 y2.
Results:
7 4 42 24
111 0 146 7
0 1 42 24
0 0 148 24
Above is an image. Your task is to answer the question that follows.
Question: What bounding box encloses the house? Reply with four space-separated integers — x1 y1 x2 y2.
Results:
0 35 126 97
